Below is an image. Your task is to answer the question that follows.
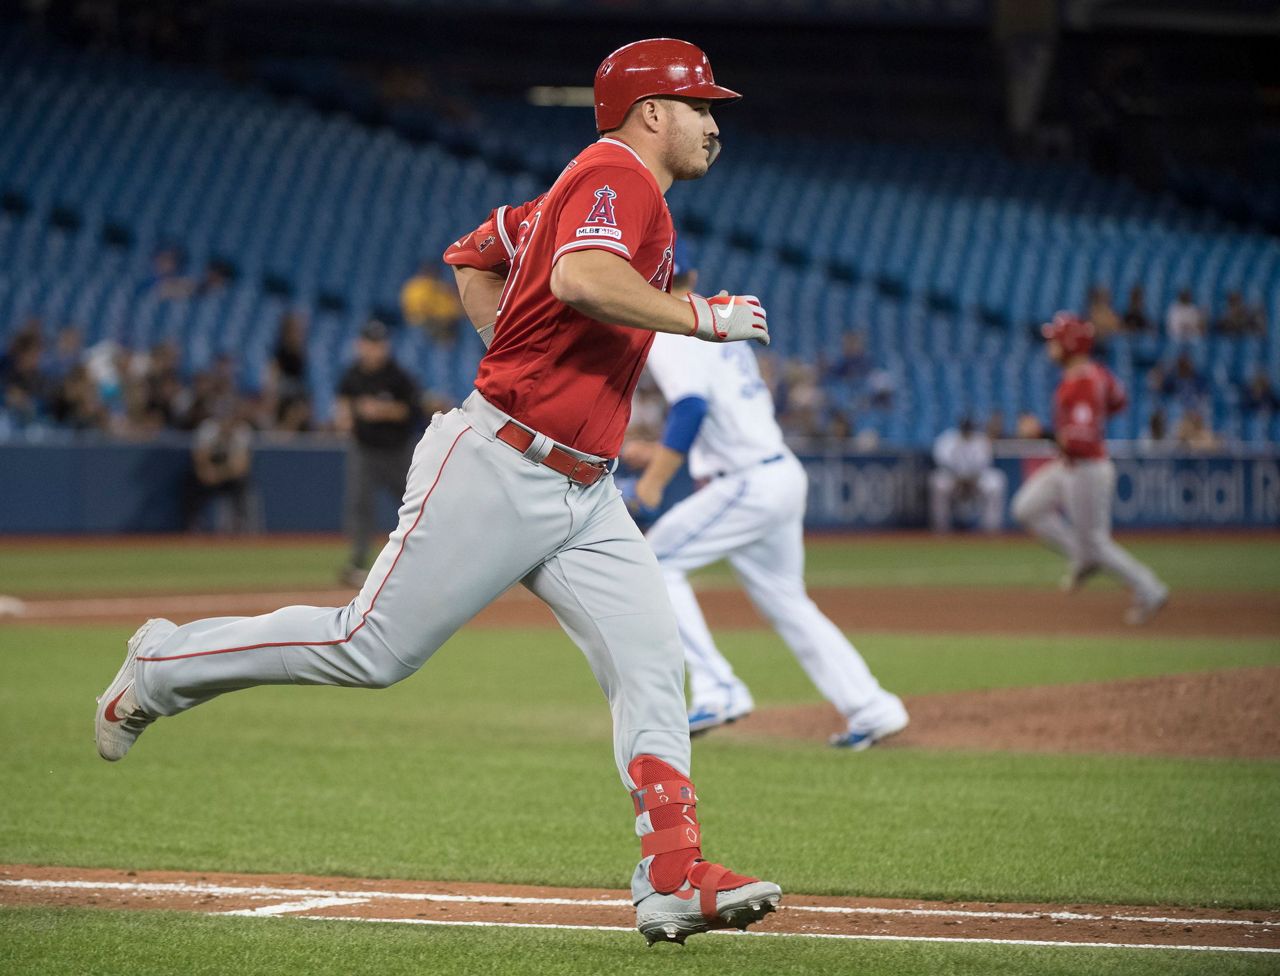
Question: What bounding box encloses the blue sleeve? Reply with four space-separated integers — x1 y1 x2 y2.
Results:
661 395 709 454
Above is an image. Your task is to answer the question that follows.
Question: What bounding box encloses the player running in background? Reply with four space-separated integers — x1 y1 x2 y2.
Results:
95 38 782 945
623 246 908 749
1012 312 1169 624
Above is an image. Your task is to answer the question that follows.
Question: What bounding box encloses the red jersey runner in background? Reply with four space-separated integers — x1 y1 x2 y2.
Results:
1012 312 1169 624
1053 361 1127 462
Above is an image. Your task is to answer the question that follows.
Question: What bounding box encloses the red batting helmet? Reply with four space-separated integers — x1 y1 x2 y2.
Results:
594 38 741 133
1041 311 1095 357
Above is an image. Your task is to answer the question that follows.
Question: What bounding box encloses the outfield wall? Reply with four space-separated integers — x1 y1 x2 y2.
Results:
0 439 1276 534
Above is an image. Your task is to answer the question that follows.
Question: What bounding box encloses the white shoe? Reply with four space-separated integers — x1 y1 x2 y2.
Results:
687 689 754 736
831 692 909 750
636 872 781 945
95 618 175 761
1124 588 1169 626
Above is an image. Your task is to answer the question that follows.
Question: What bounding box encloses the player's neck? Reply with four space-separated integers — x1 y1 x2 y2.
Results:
599 134 673 193
1064 354 1091 371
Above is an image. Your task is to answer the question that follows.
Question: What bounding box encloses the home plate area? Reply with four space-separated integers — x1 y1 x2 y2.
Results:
2 866 1277 955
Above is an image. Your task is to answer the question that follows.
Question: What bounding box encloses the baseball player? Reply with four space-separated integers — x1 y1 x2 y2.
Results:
95 39 782 944
623 249 908 749
1012 312 1169 624
928 416 1007 534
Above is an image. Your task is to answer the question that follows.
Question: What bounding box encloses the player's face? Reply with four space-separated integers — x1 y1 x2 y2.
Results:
661 99 719 181
1047 339 1064 364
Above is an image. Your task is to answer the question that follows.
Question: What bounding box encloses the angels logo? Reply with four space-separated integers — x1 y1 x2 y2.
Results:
476 234 496 253
584 185 619 226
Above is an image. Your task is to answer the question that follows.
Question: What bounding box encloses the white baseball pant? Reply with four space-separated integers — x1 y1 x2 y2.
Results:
645 453 887 720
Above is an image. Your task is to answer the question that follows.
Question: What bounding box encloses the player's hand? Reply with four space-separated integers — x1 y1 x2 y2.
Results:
617 477 658 520
687 292 769 345
620 440 658 469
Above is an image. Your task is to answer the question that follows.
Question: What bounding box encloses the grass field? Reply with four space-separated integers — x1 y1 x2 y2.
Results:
1 533 1277 974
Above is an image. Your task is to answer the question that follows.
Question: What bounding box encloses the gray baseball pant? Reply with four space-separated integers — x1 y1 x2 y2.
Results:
1012 457 1163 599
134 390 691 824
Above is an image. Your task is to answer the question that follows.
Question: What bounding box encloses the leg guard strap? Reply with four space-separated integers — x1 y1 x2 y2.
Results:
641 824 701 859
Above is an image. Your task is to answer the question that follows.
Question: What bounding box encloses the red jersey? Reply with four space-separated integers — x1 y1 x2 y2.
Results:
443 137 675 457
1053 361 1127 460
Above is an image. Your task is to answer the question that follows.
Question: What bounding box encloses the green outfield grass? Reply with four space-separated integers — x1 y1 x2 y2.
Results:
1 533 1276 595
2 908 1273 976
2 534 1276 974
2 625 1277 910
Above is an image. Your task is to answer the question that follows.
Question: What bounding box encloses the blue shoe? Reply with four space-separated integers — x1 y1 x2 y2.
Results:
688 696 753 736
830 693 909 751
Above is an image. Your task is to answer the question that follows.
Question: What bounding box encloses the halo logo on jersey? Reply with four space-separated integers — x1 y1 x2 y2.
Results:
584 185 619 226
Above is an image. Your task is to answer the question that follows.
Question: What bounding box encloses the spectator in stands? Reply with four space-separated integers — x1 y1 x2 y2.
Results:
1015 412 1045 439
1215 291 1265 336
1121 284 1153 332
334 319 420 587
1 331 50 427
180 354 242 432
195 259 233 298
138 341 185 431
1243 369 1278 413
824 331 872 386
1157 351 1207 409
1165 288 1205 342
45 325 84 384
264 311 312 432
865 366 896 410
1141 407 1169 450
776 359 824 439
138 246 196 300
1086 285 1122 340
1174 409 1221 452
185 400 256 533
50 362 109 432
928 417 1007 534
985 410 1007 441
825 411 853 445
401 262 463 343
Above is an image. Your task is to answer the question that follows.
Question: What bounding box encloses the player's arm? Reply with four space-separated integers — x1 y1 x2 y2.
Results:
443 202 536 347
634 395 708 508
551 250 767 344
453 266 505 342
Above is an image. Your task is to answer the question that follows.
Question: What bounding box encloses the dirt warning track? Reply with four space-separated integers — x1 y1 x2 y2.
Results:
2 866 1277 955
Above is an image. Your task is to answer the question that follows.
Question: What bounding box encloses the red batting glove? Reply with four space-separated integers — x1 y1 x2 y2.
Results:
687 292 770 345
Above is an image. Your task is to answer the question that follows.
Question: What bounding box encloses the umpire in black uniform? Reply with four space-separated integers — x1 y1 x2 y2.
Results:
335 319 421 586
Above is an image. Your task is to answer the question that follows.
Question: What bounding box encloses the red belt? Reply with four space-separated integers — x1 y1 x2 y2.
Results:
495 421 609 487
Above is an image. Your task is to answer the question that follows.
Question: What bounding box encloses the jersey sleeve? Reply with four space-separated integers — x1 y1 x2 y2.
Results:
443 198 541 274
1103 367 1128 415
644 332 710 405
551 165 659 268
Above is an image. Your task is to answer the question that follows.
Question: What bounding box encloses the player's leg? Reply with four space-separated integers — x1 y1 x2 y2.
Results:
99 401 572 760
1011 459 1080 564
728 457 906 748
523 482 780 940
977 468 1008 534
1065 460 1168 621
928 468 956 533
644 474 783 730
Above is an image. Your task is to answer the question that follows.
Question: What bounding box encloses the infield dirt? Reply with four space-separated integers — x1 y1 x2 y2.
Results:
2 865 1277 951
